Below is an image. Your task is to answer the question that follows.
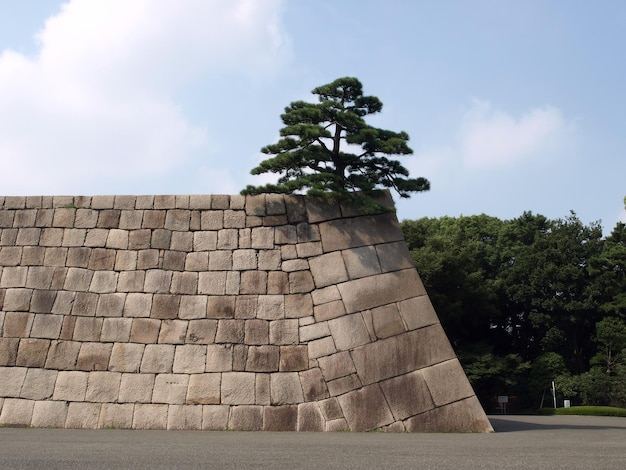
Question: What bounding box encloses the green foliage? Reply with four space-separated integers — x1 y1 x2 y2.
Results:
538 406 626 417
402 212 626 410
242 77 429 205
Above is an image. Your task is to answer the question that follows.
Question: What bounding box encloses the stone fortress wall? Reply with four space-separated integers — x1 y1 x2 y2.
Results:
0 193 492 432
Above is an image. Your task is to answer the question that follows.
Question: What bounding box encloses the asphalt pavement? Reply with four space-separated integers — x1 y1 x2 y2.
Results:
1 415 625 469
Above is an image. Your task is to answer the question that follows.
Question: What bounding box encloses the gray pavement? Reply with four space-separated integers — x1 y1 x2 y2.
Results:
1 415 625 469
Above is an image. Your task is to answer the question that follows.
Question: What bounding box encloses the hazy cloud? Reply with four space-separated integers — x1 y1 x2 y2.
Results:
0 0 288 195
460 100 569 168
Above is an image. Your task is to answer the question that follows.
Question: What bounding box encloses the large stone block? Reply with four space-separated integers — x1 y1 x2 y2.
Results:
264 405 297 431
20 368 57 400
31 400 68 428
119 373 155 403
186 319 217 344
296 402 324 431
109 343 144 373
16 338 49 367
337 383 394 431
379 371 434 421
0 398 35 427
3 312 34 337
328 313 371 351
202 404 230 430
229 405 263 431
158 319 188 344
318 351 357 381
187 373 221 404
85 371 122 402
350 326 456 386
270 372 304 405
133 403 168 429
100 317 133 342
152 374 189 404
206 344 233 372
3 288 32 310
168 404 202 430
0 366 27 396
0 338 19 366
221 372 255 405
404 397 493 433
309 252 349 288
45 341 80 370
420 359 477 406
129 318 161 343
299 367 328 402
246 345 279 372
140 344 175 373
319 213 403 252
53 371 88 401
173 344 207 373
98 403 134 429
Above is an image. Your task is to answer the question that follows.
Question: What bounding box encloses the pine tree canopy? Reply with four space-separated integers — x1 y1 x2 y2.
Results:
241 77 430 202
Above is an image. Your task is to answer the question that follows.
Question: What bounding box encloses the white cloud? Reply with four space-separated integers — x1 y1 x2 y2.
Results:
0 0 288 195
460 99 569 168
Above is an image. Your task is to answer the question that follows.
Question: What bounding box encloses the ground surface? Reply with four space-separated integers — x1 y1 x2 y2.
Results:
0 415 625 469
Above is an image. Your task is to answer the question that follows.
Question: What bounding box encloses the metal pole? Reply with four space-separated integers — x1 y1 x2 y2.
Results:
552 380 557 408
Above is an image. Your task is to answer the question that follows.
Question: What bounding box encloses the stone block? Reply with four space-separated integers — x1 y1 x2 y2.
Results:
275 225 297 245
173 344 206 373
376 241 414 272
163 251 185 271
223 210 246 229
337 383 394 431
98 403 134 429
0 398 35 427
185 252 208 272
151 229 171 249
368 303 406 339
326 418 350 432
73 317 103 341
304 197 341 224
338 269 425 314
58 315 76 339
53 208 76 227
118 210 143 230
3 288 31 311
85 371 122 402
1 267 28 287
20 368 57 400
297 402 324 432
299 367 328 401
221 372 255 404
109 343 144 372
137 249 159 269
167 404 202 430
270 372 303 405
234 295 257 319
152 374 189 404
129 318 161 343
170 231 193 252
232 249 257 270
313 300 346 322
142 210 166 229
71 292 98 316
16 338 49 367
225 271 240 295
421 359 476 406
245 345 279 372
351 326 456 386
144 270 173 294
113 251 137 271
319 213 403 252
270 320 299 345
0 367 27 396
76 342 112 371
158 319 188 344
319 397 344 420
245 194 266 216
53 371 89 401
198 271 227 295
240 271 267 294
255 373 270 405
66 247 91 267
25 267 54 290
175 294 206 320
40 227 64 246
63 267 93 291
16 228 41 245
84 229 109 247
267 271 288 294
31 400 68 428
217 229 238 250
62 228 86 247
299 322 331 342
187 374 221 404
257 295 284 320
21 246 45 265
379 371 434 421
404 397 493 433
96 293 126 317
119 373 155 403
215 319 244 343
150 294 180 319
288 271 314 294
169 272 197 295
188 195 212 210
397 295 439 331
164 209 190 231
45 341 80 370
318 351 357 381
244 319 269 345
250 227 274 249
88 248 116 270
206 344 233 372
281 259 309 273
124 293 152 317
229 405 263 431
0 338 19 366
309 252 349 289
127 229 151 250
280 244 297 260
258 250 281 271
326 374 361 397
295 242 322 258
232 344 247 371
285 294 313 318
30 291 59 316
341 246 381 280
202 404 230 430
283 195 306 224
264 405 297 431
133 404 168 429
3 312 34 337
186 319 218 344
140 344 175 373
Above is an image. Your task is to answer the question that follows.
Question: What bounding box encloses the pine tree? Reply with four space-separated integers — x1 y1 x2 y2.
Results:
241 77 430 204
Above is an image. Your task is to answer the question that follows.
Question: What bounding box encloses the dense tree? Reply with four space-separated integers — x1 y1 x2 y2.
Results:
242 77 429 204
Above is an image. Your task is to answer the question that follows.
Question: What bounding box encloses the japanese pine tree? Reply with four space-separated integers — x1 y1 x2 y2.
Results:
241 77 430 206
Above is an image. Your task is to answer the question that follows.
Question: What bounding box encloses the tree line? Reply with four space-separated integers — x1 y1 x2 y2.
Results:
402 213 626 411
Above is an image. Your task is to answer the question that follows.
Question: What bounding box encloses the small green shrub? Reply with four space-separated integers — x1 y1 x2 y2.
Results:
538 406 626 417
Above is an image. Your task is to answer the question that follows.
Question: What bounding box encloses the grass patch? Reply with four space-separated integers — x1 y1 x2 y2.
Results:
538 406 626 417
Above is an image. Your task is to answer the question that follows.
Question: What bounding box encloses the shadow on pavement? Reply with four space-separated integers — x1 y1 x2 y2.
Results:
489 415 626 433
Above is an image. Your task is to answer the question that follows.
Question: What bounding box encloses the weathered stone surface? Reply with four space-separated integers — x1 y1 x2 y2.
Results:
229 405 263 431
264 405 297 431
129 318 161 343
404 397 493 433
420 359 477 406
140 344 175 373
0 366 27 396
168 404 202 430
367 303 406 339
133 403 168 429
397 295 439 331
173 345 206 373
328 314 371 351
318 351 356 381
0 398 35 427
206 344 233 372
0 338 19 366
221 372 255 405
16 338 50 367
53 371 88 401
245 345 279 372
98 403 134 429
109 343 144 373
20 368 57 400
152 374 189 404
202 404 230 430
31 400 68 428
319 213 403 252
101 318 133 342
85 371 122 402
270 372 304 405
186 319 217 344
158 319 188 344
337 384 394 431
187 373 221 404
45 340 80 370
119 373 154 403
309 252 348 288
379 371 434 421
297 402 324 431
299 367 328 401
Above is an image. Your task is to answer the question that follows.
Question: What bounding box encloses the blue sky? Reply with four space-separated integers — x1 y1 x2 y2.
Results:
0 0 624 232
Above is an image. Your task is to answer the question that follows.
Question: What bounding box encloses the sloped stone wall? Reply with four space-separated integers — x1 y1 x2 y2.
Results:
0 193 492 432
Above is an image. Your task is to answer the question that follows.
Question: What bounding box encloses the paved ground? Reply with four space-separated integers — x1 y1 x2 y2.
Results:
1 415 625 469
